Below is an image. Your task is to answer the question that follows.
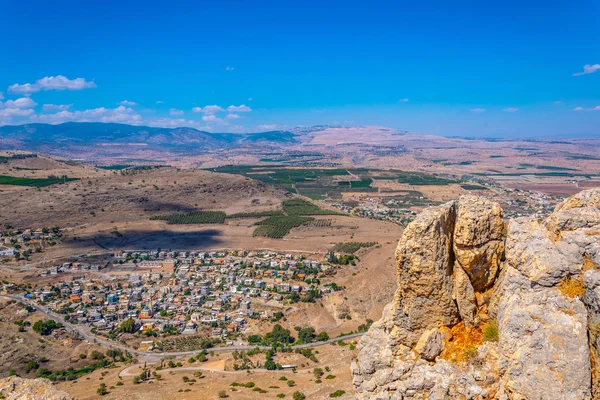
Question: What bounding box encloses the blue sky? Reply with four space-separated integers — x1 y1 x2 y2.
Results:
1 0 599 136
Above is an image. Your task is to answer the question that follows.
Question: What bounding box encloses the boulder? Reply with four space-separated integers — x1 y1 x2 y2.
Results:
414 327 444 361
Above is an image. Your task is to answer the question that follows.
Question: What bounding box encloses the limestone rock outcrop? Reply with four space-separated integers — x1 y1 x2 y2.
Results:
0 377 73 400
352 188 600 400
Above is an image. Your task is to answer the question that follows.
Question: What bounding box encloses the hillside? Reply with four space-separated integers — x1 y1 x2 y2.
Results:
353 188 600 399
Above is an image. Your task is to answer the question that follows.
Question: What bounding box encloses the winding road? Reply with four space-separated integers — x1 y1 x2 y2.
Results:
0 294 364 362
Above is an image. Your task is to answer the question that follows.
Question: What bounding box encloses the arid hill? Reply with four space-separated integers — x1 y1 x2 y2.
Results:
352 188 600 399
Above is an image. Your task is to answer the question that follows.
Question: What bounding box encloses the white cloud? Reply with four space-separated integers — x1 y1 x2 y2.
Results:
118 99 136 106
42 104 72 112
227 104 251 112
573 106 585 111
470 108 486 113
226 113 240 120
225 66 235 71
169 108 184 116
1 97 38 109
8 75 96 94
248 97 253 101
155 100 165 104
554 101 563 105
0 92 3 100
193 105 225 114
398 98 409 103
573 64 600 76
594 106 600 111
503 108 519 112
35 105 142 124
0 108 35 119
257 124 278 130
202 115 222 122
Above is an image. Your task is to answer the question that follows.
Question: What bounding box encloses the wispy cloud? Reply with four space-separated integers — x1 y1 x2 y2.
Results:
8 75 96 94
257 124 278 130
0 92 3 100
573 105 600 111
226 113 240 120
227 104 251 112
248 97 253 101
225 66 235 71
554 101 563 105
398 98 409 103
573 64 600 76
155 100 165 104
42 104 72 112
470 108 486 113
169 108 184 116
202 115 222 122
118 99 136 106
503 108 519 112
193 105 225 114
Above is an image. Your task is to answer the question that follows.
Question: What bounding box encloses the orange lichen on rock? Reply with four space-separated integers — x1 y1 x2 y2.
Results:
439 322 483 363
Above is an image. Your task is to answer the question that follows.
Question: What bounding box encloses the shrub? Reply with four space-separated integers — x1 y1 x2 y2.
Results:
325 374 336 380
313 367 324 379
286 380 295 387
558 275 585 298
463 344 478 362
97 383 108 396
482 320 499 342
244 381 255 388
277 394 286 398
218 390 228 398
329 390 346 398
292 392 306 400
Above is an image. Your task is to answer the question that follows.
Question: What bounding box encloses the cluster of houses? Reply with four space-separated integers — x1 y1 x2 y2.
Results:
332 197 419 225
0 227 62 258
24 250 340 342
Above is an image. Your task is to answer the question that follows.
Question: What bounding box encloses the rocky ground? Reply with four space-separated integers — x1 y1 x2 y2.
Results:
352 188 600 399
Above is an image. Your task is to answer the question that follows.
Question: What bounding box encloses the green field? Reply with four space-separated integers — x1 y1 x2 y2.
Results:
208 165 458 200
227 210 285 218
253 215 314 238
0 175 78 187
151 211 227 224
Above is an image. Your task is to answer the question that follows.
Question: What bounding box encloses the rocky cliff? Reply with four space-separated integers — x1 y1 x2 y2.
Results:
352 189 600 399
0 377 73 400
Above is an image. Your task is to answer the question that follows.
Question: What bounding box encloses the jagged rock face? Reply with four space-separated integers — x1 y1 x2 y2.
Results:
353 188 600 400
393 202 459 346
0 377 73 400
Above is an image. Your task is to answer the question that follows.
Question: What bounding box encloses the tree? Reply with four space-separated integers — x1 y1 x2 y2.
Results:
297 327 315 343
316 332 329 341
247 334 262 344
97 383 108 396
32 319 62 336
118 318 136 333
263 324 294 345
313 367 324 379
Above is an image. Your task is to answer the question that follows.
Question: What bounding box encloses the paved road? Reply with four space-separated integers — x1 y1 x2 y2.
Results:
1 294 364 361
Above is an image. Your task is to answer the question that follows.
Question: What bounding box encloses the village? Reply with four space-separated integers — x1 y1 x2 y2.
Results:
4 249 348 350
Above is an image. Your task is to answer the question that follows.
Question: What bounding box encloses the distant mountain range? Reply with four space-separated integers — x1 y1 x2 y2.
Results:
0 122 299 150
